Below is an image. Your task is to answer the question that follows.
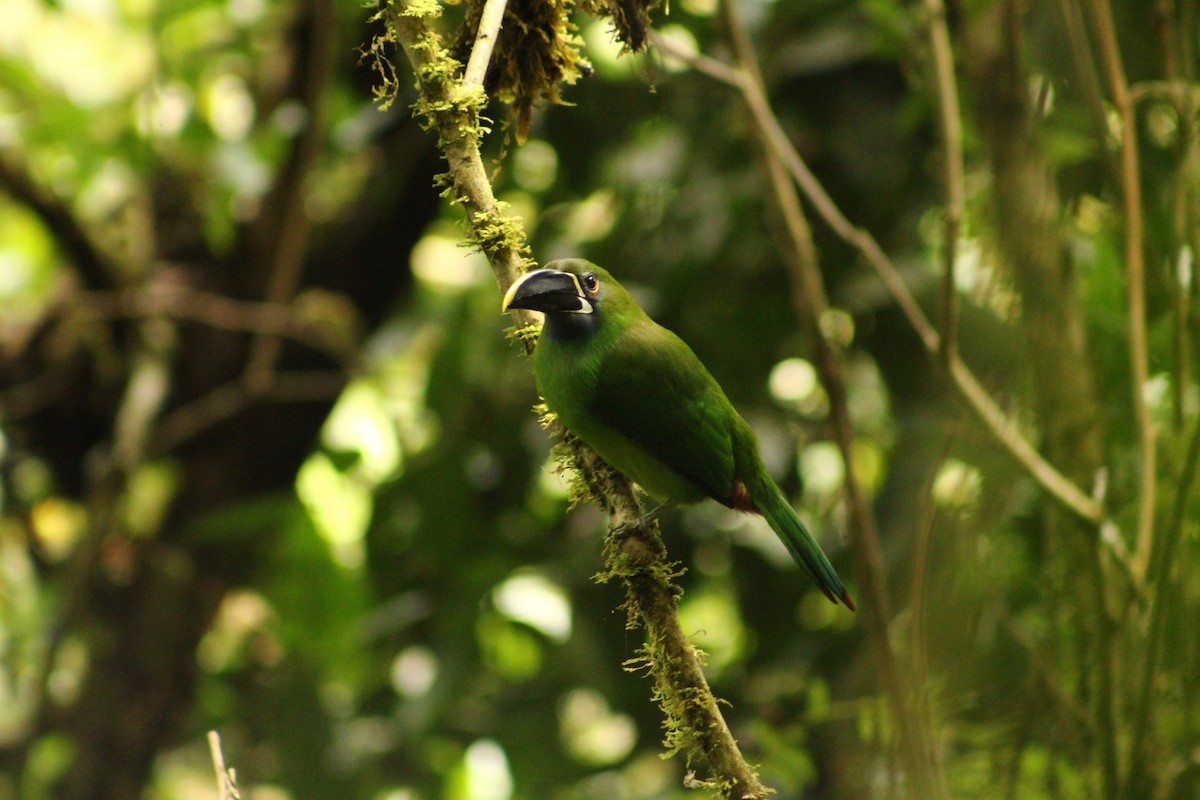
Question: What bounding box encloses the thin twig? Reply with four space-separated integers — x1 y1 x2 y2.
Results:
652 34 939 355
716 1 944 794
57 285 357 364
207 731 240 800
462 0 509 90
151 369 347 455
924 0 965 365
1129 34 1200 778
1083 0 1156 582
1057 0 1120 177
112 318 177 469
1128 416 1200 796
243 0 338 393
0 152 121 290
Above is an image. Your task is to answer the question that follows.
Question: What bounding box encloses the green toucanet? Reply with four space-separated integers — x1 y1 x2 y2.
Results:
503 259 855 610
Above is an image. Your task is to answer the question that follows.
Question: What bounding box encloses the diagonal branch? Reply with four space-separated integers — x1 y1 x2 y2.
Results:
717 1 945 795
0 152 121 290
151 369 347 455
652 32 1108 533
382 3 771 796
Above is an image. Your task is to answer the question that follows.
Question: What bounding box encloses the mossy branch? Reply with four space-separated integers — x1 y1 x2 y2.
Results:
378 2 768 796
374 0 531 303
577 441 771 800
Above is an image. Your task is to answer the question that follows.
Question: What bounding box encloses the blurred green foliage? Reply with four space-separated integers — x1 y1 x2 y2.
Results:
2 0 1199 799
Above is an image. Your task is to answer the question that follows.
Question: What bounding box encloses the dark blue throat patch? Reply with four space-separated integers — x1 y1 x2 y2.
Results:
543 308 599 341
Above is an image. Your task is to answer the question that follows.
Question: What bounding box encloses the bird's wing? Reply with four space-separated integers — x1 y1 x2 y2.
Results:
586 319 738 503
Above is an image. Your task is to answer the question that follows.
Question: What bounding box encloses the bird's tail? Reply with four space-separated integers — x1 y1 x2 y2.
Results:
746 472 856 611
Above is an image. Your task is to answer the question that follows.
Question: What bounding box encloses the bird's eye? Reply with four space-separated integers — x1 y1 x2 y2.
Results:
582 272 600 294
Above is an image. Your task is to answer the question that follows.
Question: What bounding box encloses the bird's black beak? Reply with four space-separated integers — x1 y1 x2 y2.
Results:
502 269 593 314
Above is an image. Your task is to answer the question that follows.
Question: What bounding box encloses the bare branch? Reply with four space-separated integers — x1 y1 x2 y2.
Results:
151 369 346 455
73 284 359 365
923 0 965 365
0 151 120 290
717 0 944 794
207 731 240 800
154 383 250 455
1083 0 1156 581
462 0 510 90
243 0 339 393
652 31 1108 531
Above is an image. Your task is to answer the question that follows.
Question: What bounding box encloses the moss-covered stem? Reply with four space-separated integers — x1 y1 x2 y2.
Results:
578 444 770 800
383 1 531 322
384 3 768 795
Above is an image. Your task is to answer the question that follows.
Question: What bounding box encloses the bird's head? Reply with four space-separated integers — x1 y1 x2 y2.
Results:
502 259 628 337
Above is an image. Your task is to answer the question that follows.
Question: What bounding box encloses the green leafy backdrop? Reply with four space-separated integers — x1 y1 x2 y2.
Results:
1 0 1197 798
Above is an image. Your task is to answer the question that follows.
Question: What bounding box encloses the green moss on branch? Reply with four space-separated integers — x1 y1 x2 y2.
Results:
377 3 770 795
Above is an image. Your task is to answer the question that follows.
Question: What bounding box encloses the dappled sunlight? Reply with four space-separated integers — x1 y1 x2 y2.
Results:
492 570 572 643
29 496 87 561
0 0 154 108
202 73 256 141
558 688 637 766
450 739 513 800
411 228 492 292
2 0 1196 797
768 356 827 418
297 452 372 569
389 645 438 698
798 441 845 500
677 584 749 678
511 139 558 192
931 458 982 510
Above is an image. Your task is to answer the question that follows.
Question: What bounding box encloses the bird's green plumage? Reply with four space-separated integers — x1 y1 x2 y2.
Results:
504 259 854 610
